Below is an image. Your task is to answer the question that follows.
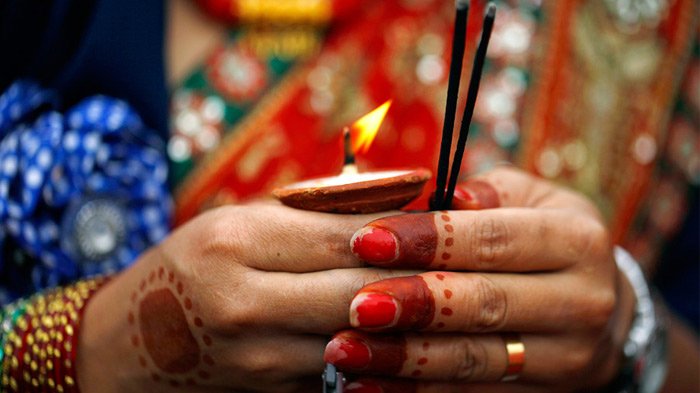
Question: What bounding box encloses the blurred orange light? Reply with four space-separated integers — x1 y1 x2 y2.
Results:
351 100 392 154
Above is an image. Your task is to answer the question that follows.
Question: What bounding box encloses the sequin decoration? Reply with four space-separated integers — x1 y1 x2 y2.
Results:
0 81 171 299
206 45 268 102
604 0 670 29
170 91 225 161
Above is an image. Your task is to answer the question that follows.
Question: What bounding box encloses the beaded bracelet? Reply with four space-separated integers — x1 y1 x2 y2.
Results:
0 277 108 393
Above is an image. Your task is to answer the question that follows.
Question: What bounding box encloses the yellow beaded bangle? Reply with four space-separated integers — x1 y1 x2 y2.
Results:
0 277 108 393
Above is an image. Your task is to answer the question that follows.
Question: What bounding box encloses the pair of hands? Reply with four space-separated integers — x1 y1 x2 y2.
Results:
77 167 634 393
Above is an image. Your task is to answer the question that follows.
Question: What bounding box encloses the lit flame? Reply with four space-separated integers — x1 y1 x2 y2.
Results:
351 100 392 154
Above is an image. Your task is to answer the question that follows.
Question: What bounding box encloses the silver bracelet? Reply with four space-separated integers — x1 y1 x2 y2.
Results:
611 246 668 393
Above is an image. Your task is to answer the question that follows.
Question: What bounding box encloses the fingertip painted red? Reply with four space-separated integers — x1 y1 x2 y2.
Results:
353 293 398 328
351 227 398 263
452 179 500 210
324 335 371 370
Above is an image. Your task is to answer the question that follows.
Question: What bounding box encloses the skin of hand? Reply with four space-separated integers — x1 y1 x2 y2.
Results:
75 204 415 393
324 166 638 393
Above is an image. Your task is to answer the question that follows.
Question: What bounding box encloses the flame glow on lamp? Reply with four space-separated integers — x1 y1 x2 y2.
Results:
273 99 431 214
351 99 392 154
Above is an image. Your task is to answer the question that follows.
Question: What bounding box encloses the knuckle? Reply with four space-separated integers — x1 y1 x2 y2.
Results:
569 216 610 260
214 293 258 333
465 274 508 331
235 350 281 377
470 217 511 268
451 337 489 381
559 346 594 380
197 208 247 261
566 286 616 332
489 165 522 180
588 288 617 330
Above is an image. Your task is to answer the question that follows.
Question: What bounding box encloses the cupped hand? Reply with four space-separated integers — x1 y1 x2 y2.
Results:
324 167 636 393
76 203 413 393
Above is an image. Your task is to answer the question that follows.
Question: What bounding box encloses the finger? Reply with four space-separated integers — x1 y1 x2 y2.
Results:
209 333 328 386
347 272 613 333
323 330 509 381
453 166 598 216
344 378 545 393
215 268 418 334
325 330 590 385
142 332 327 389
350 209 607 271
442 177 502 210
177 204 396 273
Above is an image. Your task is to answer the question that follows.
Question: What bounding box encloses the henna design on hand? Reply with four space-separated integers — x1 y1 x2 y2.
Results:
351 213 437 268
352 212 459 269
128 266 215 387
325 330 407 374
437 212 454 269
351 276 436 329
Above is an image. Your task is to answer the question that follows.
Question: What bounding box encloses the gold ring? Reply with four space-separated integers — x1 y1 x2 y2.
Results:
501 333 525 382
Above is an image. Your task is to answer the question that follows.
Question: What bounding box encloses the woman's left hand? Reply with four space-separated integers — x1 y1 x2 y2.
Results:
323 166 637 393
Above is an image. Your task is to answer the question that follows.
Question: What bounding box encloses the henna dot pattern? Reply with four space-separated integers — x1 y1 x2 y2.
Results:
438 213 454 265
413 351 430 376
128 267 215 386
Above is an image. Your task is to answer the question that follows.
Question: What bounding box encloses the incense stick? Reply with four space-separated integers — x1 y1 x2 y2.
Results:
443 3 496 210
432 0 469 211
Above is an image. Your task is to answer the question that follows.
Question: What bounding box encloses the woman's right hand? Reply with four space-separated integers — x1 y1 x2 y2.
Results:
76 203 408 393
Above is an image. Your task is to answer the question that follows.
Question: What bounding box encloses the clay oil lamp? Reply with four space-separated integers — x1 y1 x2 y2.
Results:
273 100 432 214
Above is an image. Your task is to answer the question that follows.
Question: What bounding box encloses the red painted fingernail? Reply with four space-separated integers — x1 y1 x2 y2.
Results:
351 292 398 328
351 227 398 264
453 186 475 203
452 180 500 210
346 382 383 393
324 336 372 371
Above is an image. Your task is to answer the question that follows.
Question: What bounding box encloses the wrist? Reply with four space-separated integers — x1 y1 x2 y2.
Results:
76 277 130 393
76 254 159 393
